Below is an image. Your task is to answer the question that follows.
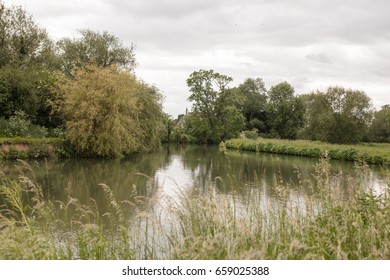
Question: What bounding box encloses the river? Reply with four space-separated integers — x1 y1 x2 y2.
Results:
1 144 387 212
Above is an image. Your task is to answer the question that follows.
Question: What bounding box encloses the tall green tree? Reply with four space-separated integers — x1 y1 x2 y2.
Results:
237 77 268 132
186 69 245 143
299 92 333 141
0 1 57 127
0 1 55 68
57 29 136 77
301 87 373 144
368 105 390 143
266 82 304 139
0 66 54 123
325 87 373 143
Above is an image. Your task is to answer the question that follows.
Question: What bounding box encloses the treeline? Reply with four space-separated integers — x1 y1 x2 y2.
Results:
0 2 166 157
169 69 389 145
2 2 389 159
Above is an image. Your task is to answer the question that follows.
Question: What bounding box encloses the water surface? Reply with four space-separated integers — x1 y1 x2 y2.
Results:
1 144 387 215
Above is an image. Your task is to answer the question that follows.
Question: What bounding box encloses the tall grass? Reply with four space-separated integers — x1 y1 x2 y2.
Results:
165 158 390 259
1 158 389 259
0 161 162 259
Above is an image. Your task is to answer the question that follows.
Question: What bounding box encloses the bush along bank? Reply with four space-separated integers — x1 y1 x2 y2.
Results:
0 138 61 159
222 138 390 165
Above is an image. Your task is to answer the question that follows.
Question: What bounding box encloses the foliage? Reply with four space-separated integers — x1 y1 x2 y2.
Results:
266 82 304 139
0 1 55 68
0 65 57 126
326 87 373 143
0 2 59 129
54 65 144 157
186 69 245 143
368 105 390 143
223 138 390 165
161 113 176 143
301 87 373 144
242 130 259 140
57 29 136 76
298 92 332 141
237 77 268 131
0 111 48 138
135 82 165 151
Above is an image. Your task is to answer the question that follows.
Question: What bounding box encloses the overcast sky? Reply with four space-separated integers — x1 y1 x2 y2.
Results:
5 0 390 117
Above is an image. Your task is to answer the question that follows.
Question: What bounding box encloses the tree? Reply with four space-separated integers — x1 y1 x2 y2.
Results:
186 69 245 143
325 87 373 143
266 82 304 139
55 65 144 157
57 29 136 76
0 1 54 68
299 92 333 141
135 81 165 151
368 105 390 143
0 65 56 126
237 77 267 131
300 87 373 144
0 1 57 128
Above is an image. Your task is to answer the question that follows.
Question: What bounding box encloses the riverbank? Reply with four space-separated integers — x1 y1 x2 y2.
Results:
222 138 390 165
0 138 61 159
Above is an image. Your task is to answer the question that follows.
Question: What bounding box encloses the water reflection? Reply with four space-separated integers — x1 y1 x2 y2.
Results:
0 144 388 213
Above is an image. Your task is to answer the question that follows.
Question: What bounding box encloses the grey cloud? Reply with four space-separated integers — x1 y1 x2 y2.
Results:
306 53 332 63
107 0 225 19
5 0 390 116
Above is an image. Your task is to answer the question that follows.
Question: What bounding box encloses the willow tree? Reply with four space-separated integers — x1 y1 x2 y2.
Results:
55 65 143 157
135 82 165 151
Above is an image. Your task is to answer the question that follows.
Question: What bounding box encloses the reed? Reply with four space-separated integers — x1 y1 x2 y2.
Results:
165 158 390 259
1 158 389 259
0 161 143 259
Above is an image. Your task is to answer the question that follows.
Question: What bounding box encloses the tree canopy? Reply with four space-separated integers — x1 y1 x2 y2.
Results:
301 87 373 144
55 65 160 157
2 0 389 158
368 105 390 143
0 2 54 68
186 69 245 143
57 29 136 77
237 77 268 132
266 82 304 139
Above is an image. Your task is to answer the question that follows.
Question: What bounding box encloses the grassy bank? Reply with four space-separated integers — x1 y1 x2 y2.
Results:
1 158 389 259
0 138 61 159
222 138 390 165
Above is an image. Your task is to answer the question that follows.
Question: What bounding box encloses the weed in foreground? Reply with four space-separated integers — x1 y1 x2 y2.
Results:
0 162 158 260
164 157 390 260
1 158 390 260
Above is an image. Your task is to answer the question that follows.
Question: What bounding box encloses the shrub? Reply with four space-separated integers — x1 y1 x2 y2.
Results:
0 111 48 138
242 130 258 140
